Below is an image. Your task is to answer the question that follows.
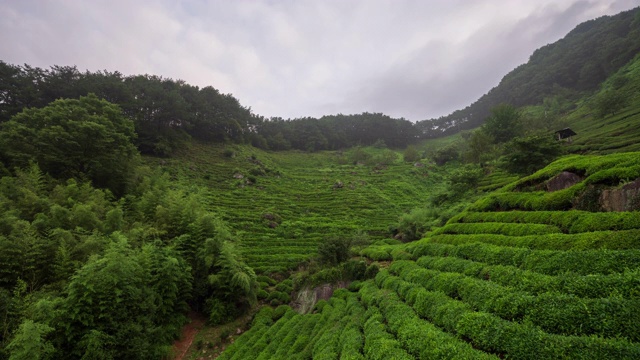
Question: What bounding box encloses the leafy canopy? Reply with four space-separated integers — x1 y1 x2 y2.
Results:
0 94 138 195
482 104 522 143
500 135 564 175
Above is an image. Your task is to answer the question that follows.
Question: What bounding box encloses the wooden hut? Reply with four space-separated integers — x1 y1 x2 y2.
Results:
554 128 576 143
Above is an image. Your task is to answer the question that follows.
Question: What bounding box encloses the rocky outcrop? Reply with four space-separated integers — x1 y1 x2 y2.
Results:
314 284 335 301
292 282 350 314
546 171 583 192
600 178 640 211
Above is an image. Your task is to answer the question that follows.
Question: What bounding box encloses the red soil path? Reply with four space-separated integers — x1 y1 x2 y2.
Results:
172 311 207 360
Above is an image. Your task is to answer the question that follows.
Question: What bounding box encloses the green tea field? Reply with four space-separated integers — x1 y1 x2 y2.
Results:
216 151 640 359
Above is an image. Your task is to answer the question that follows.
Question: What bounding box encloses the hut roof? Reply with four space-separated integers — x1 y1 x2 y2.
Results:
554 128 577 139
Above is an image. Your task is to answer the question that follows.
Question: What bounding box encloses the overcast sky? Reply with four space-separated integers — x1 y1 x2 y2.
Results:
1 0 637 121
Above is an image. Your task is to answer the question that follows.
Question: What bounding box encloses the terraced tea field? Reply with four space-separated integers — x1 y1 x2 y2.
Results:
146 143 457 274
217 151 640 359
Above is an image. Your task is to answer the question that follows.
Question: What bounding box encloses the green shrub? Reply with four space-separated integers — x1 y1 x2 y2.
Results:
428 229 640 251
416 255 640 299
432 222 562 236
379 271 640 359
500 135 563 175
318 236 352 265
314 300 328 312
272 305 291 321
432 145 460 165
275 281 293 293
348 281 364 291
360 245 393 261
364 263 380 279
389 260 640 340
408 240 640 276
449 164 483 195
342 260 367 280
256 275 277 286
268 291 291 305
454 210 640 234
257 289 269 300
403 145 420 163
207 298 234 325
359 282 498 359
395 206 439 241
362 307 413 360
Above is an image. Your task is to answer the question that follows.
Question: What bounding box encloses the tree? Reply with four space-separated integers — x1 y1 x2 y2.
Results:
594 89 629 117
482 104 522 143
463 130 495 164
62 236 191 359
432 145 459 166
500 135 564 175
448 164 484 195
0 94 138 195
6 320 54 360
403 145 420 163
318 236 352 265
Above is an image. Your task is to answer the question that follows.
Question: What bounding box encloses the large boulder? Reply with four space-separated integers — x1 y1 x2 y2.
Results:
546 171 583 192
600 178 640 211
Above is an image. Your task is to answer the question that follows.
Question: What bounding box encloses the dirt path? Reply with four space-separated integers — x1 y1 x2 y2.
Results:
172 311 207 360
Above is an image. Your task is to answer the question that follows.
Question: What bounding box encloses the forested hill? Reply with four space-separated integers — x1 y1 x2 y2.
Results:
416 6 640 138
0 63 416 155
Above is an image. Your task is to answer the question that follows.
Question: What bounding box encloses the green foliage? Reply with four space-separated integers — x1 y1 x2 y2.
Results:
342 260 367 280
432 144 459 165
389 260 640 340
364 263 380 279
201 238 258 323
462 129 496 164
348 146 372 164
359 281 498 359
222 148 236 158
362 307 413 360
417 254 640 299
317 236 352 265
77 330 115 360
432 222 562 236
593 88 630 117
482 104 523 143
402 145 420 163
500 135 564 175
394 206 439 241
453 210 640 234
61 237 191 358
409 241 640 276
6 320 54 360
448 164 483 195
371 149 398 166
0 94 138 195
376 270 640 359
267 291 291 306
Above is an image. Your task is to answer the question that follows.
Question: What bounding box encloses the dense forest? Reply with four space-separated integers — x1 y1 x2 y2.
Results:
1 5 640 360
0 63 416 155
